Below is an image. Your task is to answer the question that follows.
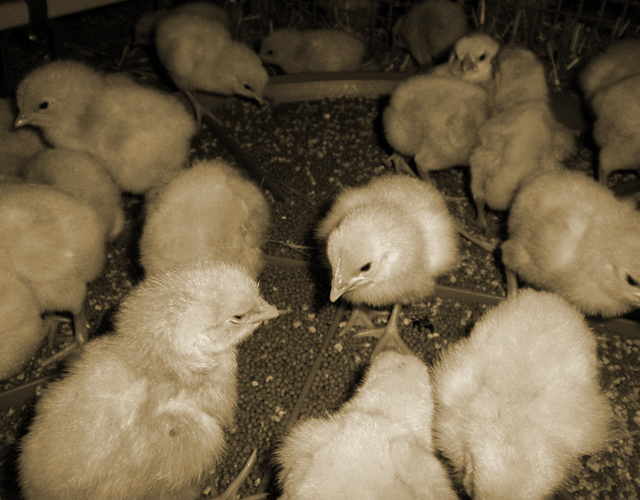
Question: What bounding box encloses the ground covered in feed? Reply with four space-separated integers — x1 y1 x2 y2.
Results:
1 2 639 499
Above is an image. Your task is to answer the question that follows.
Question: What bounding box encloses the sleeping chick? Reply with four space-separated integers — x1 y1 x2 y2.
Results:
317 174 459 356
579 37 640 101
23 148 125 242
446 31 500 85
259 28 366 73
19 262 279 500
383 72 490 179
0 97 46 177
501 168 640 317
393 0 468 69
589 73 640 183
0 182 105 367
432 289 614 500
14 60 197 195
155 10 267 126
139 158 270 279
277 347 457 500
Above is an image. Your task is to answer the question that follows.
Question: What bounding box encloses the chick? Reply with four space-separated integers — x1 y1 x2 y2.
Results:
446 31 500 85
383 72 490 179
259 28 366 73
317 174 459 356
393 0 468 69
589 73 640 183
432 289 614 500
140 158 270 279
578 37 640 101
501 168 640 317
0 182 105 368
23 148 125 242
0 97 46 177
277 348 457 500
14 60 197 195
19 262 279 500
155 10 267 126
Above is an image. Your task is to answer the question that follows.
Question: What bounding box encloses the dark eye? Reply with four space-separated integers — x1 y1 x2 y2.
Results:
244 84 253 91
267 50 273 56
479 54 486 61
627 275 639 287
230 314 245 324
39 101 49 110
360 263 371 273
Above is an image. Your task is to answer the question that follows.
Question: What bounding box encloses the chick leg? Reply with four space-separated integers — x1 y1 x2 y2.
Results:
213 449 267 500
385 153 416 176
41 306 89 368
338 305 390 337
505 267 519 298
181 88 224 129
353 303 412 358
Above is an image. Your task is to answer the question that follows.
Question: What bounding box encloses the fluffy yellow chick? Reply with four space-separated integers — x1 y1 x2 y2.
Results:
432 289 614 500
23 148 125 242
277 348 457 500
14 60 197 195
446 31 500 85
139 158 270 279
393 0 468 69
0 97 45 177
383 72 490 179
589 73 640 183
19 262 279 500
317 174 459 356
259 28 366 73
502 169 640 317
0 182 105 368
155 9 267 126
579 37 640 101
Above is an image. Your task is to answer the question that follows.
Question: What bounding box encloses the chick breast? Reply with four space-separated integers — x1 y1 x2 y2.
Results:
317 174 459 308
277 350 457 500
432 289 614 500
140 158 270 279
19 262 278 500
502 169 640 317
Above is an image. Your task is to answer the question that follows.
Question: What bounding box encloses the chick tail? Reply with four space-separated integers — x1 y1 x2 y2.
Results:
213 449 267 500
354 304 412 358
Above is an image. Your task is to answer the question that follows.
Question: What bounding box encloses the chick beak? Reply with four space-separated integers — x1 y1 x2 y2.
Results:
461 54 477 72
250 301 279 325
14 114 30 128
330 272 360 302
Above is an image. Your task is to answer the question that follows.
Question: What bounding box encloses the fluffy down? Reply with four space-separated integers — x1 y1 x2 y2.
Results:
446 31 500 85
140 158 270 279
502 169 640 317
14 60 197 194
432 289 614 500
383 73 489 178
277 349 457 500
19 262 279 500
393 0 468 68
23 148 125 242
0 97 45 177
259 28 366 73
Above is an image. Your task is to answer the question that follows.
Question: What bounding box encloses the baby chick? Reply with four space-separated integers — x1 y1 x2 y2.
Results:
501 168 640 317
139 158 270 279
317 174 459 356
432 289 614 500
277 348 457 500
383 72 490 179
579 37 640 101
446 31 500 85
259 28 366 73
589 73 640 183
0 97 45 177
23 148 125 242
19 262 279 500
393 0 468 69
14 60 197 195
0 182 105 367
155 9 267 126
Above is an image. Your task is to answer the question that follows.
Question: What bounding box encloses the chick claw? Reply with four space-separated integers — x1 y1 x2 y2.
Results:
213 449 268 500
353 304 412 358
338 306 390 337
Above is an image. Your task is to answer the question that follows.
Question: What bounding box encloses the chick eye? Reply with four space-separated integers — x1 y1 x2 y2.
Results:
627 274 639 287
244 84 253 91
267 50 274 56
38 101 49 110
360 262 372 273
479 54 486 61
230 314 246 324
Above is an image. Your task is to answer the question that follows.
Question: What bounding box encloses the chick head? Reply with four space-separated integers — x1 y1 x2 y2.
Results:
259 29 299 70
448 32 500 82
600 228 640 315
218 42 269 103
15 60 102 131
118 262 278 372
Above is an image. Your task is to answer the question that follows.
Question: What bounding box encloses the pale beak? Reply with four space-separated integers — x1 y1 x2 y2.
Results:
461 54 476 72
251 302 279 324
330 272 361 302
14 114 30 128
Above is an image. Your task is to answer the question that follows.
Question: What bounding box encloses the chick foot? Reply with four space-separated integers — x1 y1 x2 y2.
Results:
41 307 89 368
213 449 267 500
384 153 415 176
353 303 412 358
181 88 223 129
338 305 390 337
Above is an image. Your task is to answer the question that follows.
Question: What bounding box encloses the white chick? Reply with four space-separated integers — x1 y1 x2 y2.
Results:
578 37 640 101
139 158 270 279
14 60 197 195
432 289 614 500
19 262 279 500
317 174 459 356
0 97 46 177
393 0 468 69
0 182 105 370
501 168 640 317
155 10 267 126
259 28 366 73
589 73 640 183
277 348 457 500
383 72 490 179
446 31 500 85
23 148 125 242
